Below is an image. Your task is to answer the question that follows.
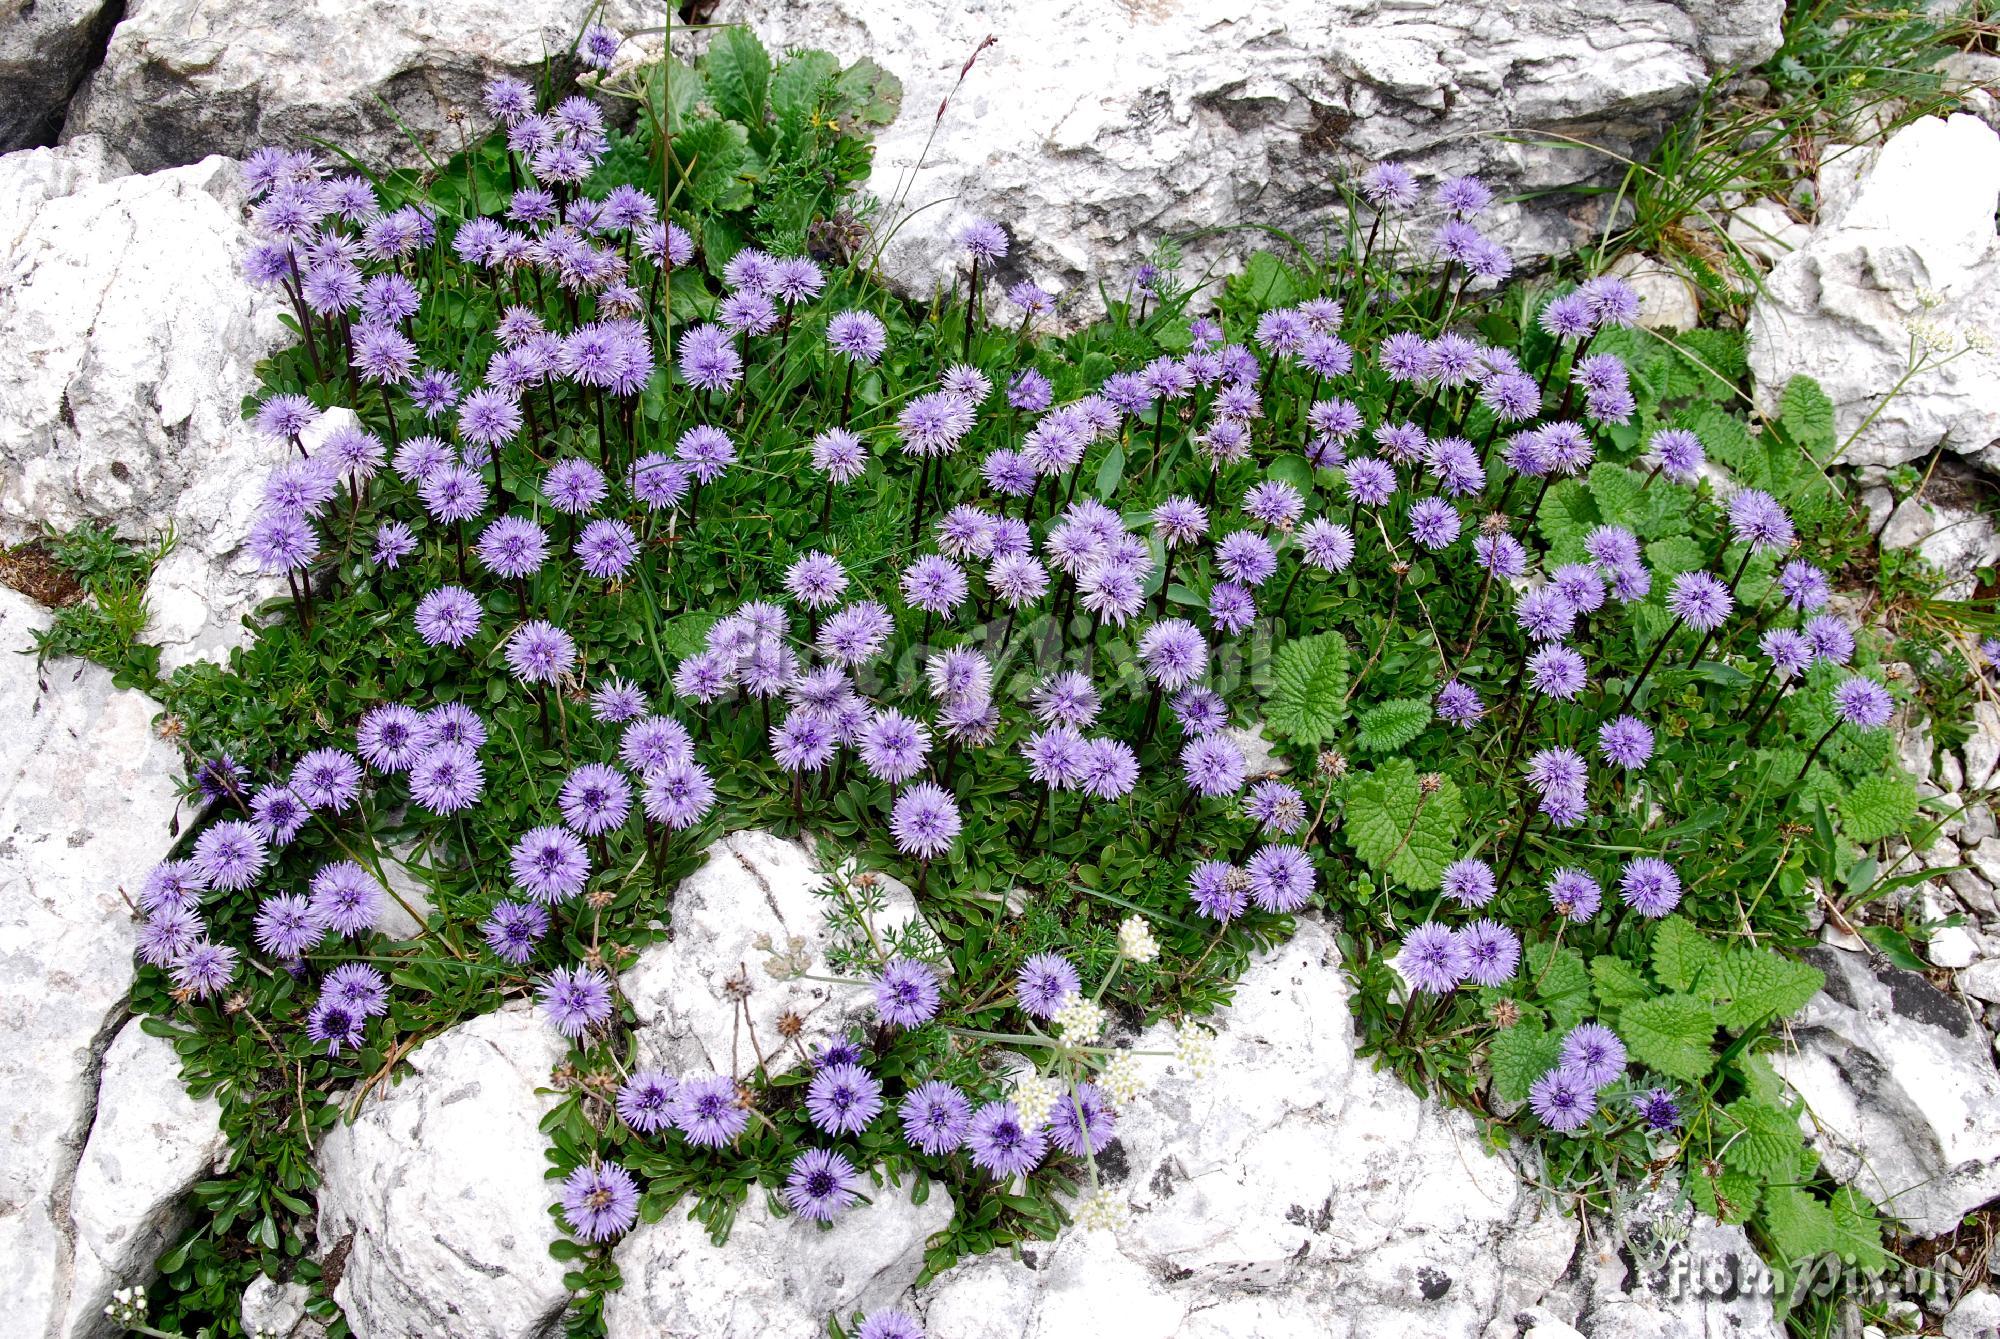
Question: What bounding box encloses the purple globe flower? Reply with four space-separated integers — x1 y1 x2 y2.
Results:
1635 1088 1683 1132
1759 627 1812 680
1246 844 1315 912
511 825 590 903
1188 860 1248 922
1528 645 1587 701
1436 679 1485 729
1016 953 1080 1018
356 704 426 773
482 899 548 964
1597 715 1655 770
251 784 309 845
1344 457 1397 507
415 586 483 648
1647 428 1704 483
960 219 1009 261
1442 857 1498 908
1528 1066 1597 1133
1139 619 1208 691
1400 922 1468 994
1559 1022 1628 1089
861 710 931 785
292 748 363 813
1777 560 1830 612
616 1070 679 1133
643 760 715 831
1182 734 1247 798
253 893 326 959
475 515 548 580
891 783 961 860
900 1080 973 1155
1455 920 1521 987
560 1162 639 1241
1666 571 1733 632
966 1101 1046 1178
1833 676 1894 729
1049 1081 1118 1156
193 819 268 891
505 621 576 684
409 743 483 815
1619 856 1682 917
558 763 632 836
1245 780 1306 835
875 958 942 1028
674 1073 748 1147
1546 869 1603 923
784 1147 861 1223
324 962 389 1017
1407 497 1461 550
309 861 383 938
806 1062 883 1135
1803 615 1855 666
1727 489 1794 552
538 965 613 1038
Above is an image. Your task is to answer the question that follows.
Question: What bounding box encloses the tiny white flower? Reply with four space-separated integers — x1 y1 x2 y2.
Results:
1173 1023 1217 1080
1053 995 1106 1045
1075 1185 1130 1231
1011 1073 1060 1128
1117 914 1160 963
1100 1051 1149 1104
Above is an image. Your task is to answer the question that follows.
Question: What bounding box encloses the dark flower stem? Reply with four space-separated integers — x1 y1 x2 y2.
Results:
1493 811 1539 894
963 258 980 361
1616 616 1684 717
1795 721 1843 782
1746 680 1787 747
1345 563 1410 703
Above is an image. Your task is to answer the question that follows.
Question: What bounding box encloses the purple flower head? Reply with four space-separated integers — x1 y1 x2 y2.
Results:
1515 587 1575 643
1209 580 1257 636
418 463 488 525
784 1147 861 1223
1529 1066 1597 1133
875 958 942 1029
1636 1088 1683 1133
1437 174 1493 218
473 515 547 580
560 1162 639 1244
1582 275 1642 329
1546 869 1602 923
309 861 383 938
890 783 961 860
1666 571 1733 632
1528 645 1587 701
1139 619 1209 691
482 899 548 963
1344 457 1397 508
1759 627 1812 680
1475 533 1528 580
1016 953 1080 1019
1803 615 1854 667
306 998 366 1054
538 965 612 1038
960 219 1008 261
511 825 590 903
616 1070 679 1133
1049 1081 1118 1157
1560 1022 1628 1089
1833 676 1894 729
324 962 389 1018
1728 489 1794 552
1551 563 1605 616
677 323 741 392
1526 746 1588 799
806 1062 883 1135
558 764 632 837
139 907 203 967
1777 560 1829 612
1173 685 1229 736
292 748 363 813
900 555 969 617
1456 921 1521 987
1029 673 1097 730
675 1073 748 1147
898 392 976 459
1182 734 1247 798
901 1080 973 1155
193 819 268 891
967 1101 1047 1179
1539 292 1597 341
1361 162 1420 209
170 941 238 997
504 621 576 685
1188 860 1248 922
858 710 930 785
371 521 417 570
1400 922 1467 994
1436 679 1486 729
1246 844 1316 912
1243 481 1305 531
1584 525 1641 572
1442 857 1497 908
1408 497 1462 550
409 742 483 815
1597 715 1655 770
1298 519 1356 573
1245 780 1307 835
1648 428 1704 483
252 893 325 959
1620 856 1682 918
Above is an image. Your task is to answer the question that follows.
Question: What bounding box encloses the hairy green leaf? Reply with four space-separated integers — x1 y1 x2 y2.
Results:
1719 1099 1804 1180
1266 632 1350 746
1490 1019 1563 1105
1591 954 1651 1011
705 26 772 128
1356 697 1432 753
1525 942 1592 1031
1761 1185 1840 1266
1650 916 1719 992
1617 993 1717 1081
1697 947 1824 1031
1839 771 1918 844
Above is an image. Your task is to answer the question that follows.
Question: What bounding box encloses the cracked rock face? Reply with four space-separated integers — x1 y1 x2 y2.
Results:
1770 945 2000 1239
61 0 657 174
603 1176 951 1338
0 0 120 152
0 138 291 672
622 829 923 1078
707 0 1781 318
0 587 188 1336
314 1004 572 1339
62 1018 229 1339
1748 114 2000 472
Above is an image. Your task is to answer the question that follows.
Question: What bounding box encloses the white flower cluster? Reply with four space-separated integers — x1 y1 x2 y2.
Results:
1118 914 1160 963
1053 994 1107 1045
1174 1023 1217 1080
104 1285 147 1325
1075 1185 1130 1231
1100 1051 1150 1104
1012 1073 1061 1128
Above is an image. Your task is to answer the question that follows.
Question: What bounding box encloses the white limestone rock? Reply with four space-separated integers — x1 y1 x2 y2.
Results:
314 1005 571 1339
1606 252 1699 332
1748 115 2000 472
0 0 119 152
622 829 924 1077
602 1175 950 1338
0 141 292 671
706 0 1781 317
61 1019 228 1338
0 587 186 1336
1772 945 2000 1237
63 0 657 173
240 1275 312 1339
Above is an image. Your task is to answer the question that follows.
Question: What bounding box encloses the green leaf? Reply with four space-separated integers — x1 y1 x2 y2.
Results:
1617 993 1718 1081
1591 955 1651 1011
1266 632 1350 747
1525 942 1592 1031
1644 535 1705 581
1490 1019 1562 1105
1761 1185 1840 1266
1860 924 1928 971
1697 947 1824 1030
831 57 903 128
1345 759 1463 891
768 49 840 121
1779 375 1837 463
1827 1186 1889 1272
1587 462 1646 532
1094 442 1126 500
1719 1099 1805 1179
1690 1164 1761 1225
674 118 753 213
1535 479 1600 563
704 26 772 128
1839 771 1919 844
1676 328 1749 398
1227 251 1301 310
1356 697 1432 753
1650 916 1719 992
